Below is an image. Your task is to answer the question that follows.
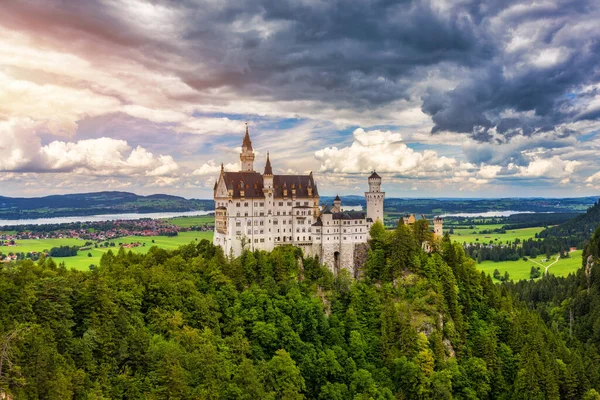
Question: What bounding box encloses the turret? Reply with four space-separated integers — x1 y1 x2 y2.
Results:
365 171 385 223
434 216 443 237
332 194 342 212
368 171 381 192
240 123 255 172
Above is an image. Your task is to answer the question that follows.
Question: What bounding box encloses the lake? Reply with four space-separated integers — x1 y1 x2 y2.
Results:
0 210 214 227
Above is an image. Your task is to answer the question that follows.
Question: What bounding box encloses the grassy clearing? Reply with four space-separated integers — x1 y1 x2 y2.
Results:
166 215 214 227
478 250 583 281
450 226 544 244
1 231 214 271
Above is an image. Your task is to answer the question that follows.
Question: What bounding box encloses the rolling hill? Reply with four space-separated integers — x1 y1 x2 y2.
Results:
0 191 213 220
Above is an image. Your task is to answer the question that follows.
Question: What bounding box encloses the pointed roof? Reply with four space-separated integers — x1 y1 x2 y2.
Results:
242 122 253 150
264 152 273 175
334 194 341 202
369 171 381 179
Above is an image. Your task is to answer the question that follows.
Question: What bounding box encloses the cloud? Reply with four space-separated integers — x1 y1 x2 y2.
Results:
315 128 462 176
193 160 238 176
0 118 179 176
0 0 599 197
509 156 580 179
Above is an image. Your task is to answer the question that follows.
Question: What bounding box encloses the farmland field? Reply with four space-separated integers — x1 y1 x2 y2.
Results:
477 250 583 281
0 231 213 271
450 226 545 244
166 215 214 227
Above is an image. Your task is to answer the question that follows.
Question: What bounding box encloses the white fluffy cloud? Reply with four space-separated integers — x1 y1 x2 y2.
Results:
509 156 580 179
0 118 178 176
315 128 461 176
192 160 238 176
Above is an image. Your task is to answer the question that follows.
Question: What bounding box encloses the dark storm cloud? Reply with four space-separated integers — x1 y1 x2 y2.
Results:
3 0 599 139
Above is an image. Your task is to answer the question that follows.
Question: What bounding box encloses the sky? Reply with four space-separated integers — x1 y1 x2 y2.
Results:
0 0 599 199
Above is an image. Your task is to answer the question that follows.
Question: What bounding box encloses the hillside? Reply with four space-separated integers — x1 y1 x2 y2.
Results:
321 196 596 215
0 191 213 220
1 223 600 398
538 198 600 248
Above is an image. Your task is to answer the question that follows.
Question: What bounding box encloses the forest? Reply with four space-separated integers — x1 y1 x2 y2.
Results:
1 220 600 399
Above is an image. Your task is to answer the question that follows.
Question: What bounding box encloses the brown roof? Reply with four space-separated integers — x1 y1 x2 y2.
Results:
273 174 318 198
369 171 381 179
221 171 319 199
222 171 264 198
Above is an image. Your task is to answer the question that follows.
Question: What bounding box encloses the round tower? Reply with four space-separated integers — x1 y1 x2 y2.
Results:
365 171 384 223
434 216 443 237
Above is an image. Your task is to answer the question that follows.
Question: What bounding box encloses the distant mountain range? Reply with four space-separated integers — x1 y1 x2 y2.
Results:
0 191 598 220
0 191 213 220
322 195 599 215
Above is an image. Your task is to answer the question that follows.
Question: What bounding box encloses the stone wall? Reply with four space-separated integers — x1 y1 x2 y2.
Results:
353 242 369 278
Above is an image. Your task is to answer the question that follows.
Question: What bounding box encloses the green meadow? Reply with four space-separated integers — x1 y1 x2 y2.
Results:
448 223 583 281
477 250 583 281
450 226 545 244
166 215 214 227
1 231 213 271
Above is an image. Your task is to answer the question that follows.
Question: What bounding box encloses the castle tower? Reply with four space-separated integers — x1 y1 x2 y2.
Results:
262 152 275 251
434 216 443 237
240 123 255 172
332 194 342 212
365 171 384 222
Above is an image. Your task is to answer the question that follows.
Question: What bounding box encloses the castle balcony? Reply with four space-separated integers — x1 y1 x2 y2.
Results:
215 207 228 234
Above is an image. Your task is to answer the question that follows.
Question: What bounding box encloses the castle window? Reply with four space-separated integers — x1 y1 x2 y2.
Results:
288 202 292 206
244 202 248 207
260 239 264 243
304 201 308 206
236 202 240 207
259 212 264 216
236 212 240 217
260 202 264 207
279 202 283 206
244 212 248 217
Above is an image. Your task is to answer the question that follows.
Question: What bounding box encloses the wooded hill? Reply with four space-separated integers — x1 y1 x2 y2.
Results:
538 199 600 248
0 191 213 220
1 220 600 399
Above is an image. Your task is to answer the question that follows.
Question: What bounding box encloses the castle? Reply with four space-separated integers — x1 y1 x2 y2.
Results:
213 125 441 275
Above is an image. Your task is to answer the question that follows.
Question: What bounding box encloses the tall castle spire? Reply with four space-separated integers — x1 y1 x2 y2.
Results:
240 122 255 172
264 152 273 175
242 122 252 150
